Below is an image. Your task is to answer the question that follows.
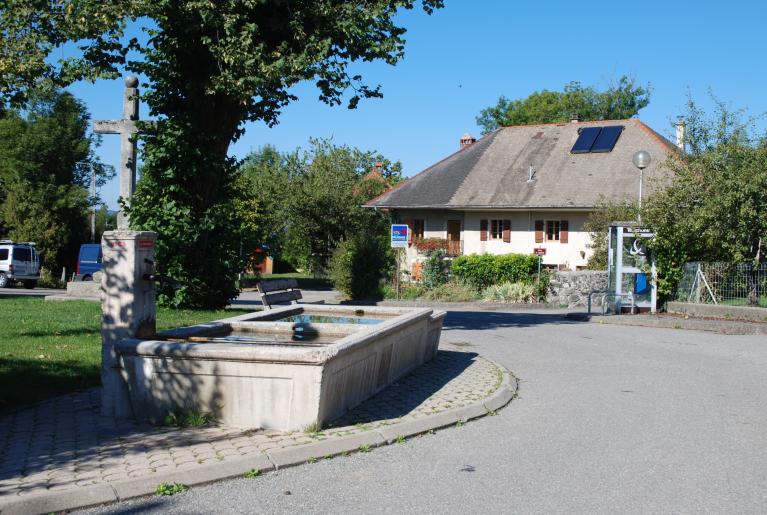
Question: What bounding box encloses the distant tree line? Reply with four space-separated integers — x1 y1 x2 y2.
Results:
0 91 112 275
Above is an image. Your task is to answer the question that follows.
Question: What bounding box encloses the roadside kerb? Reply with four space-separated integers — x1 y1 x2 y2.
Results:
0 358 517 515
568 312 767 335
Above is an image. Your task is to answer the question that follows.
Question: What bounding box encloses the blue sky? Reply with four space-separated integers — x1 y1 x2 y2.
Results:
66 0 767 209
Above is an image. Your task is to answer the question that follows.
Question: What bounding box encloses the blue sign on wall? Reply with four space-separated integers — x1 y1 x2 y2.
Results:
391 224 409 248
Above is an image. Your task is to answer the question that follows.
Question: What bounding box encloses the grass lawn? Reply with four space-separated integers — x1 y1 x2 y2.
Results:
0 297 247 413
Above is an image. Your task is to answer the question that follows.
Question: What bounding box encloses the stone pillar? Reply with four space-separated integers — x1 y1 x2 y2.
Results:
101 230 157 418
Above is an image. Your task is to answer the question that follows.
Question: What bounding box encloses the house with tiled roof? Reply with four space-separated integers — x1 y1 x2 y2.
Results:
365 118 679 273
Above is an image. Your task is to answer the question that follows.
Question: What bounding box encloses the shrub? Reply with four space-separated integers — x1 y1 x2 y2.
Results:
482 282 536 303
422 280 479 302
422 250 448 288
452 253 539 289
37 267 64 289
329 234 393 299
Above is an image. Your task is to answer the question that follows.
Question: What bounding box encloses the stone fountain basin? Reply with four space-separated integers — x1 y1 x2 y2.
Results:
114 305 446 431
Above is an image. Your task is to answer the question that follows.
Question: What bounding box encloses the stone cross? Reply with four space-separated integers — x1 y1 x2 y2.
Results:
94 76 141 229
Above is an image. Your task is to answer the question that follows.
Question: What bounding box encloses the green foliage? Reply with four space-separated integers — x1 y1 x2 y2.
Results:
37 267 65 289
644 97 767 300
155 482 188 496
476 76 651 134
162 408 216 428
329 234 394 300
0 91 111 271
1 0 442 308
583 200 638 269
421 250 448 288
244 469 261 478
241 140 399 272
451 254 539 290
129 121 262 308
481 282 536 303
421 280 479 302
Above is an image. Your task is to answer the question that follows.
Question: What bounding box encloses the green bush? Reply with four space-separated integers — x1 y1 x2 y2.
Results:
451 253 539 289
481 282 536 303
422 280 479 302
422 250 448 288
329 234 393 299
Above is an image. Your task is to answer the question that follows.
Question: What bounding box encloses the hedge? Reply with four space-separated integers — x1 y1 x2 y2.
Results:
451 253 539 289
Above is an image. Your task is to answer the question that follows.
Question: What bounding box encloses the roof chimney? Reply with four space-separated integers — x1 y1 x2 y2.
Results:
570 113 581 123
459 132 476 149
674 117 686 151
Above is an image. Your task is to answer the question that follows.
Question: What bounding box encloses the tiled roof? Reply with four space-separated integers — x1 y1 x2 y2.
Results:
366 119 677 210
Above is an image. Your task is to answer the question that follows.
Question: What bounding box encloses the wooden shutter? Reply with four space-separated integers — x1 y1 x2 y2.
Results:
560 220 569 243
502 220 511 243
480 219 488 241
534 220 544 243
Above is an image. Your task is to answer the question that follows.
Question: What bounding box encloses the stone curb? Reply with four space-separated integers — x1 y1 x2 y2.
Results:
0 357 516 515
570 312 767 335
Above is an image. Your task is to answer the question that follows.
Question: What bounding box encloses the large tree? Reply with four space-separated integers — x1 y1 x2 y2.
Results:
0 0 443 307
0 91 111 272
476 76 651 134
644 99 767 301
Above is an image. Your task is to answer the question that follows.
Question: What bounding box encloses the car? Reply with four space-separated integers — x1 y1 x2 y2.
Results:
0 240 41 288
77 243 103 281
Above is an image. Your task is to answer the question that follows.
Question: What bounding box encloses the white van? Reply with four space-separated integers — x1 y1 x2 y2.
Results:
0 240 41 288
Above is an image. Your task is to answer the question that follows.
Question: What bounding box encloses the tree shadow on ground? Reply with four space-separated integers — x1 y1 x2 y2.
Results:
0 357 100 413
328 350 478 427
443 310 585 331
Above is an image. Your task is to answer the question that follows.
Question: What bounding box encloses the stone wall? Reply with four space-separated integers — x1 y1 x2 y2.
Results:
546 270 608 308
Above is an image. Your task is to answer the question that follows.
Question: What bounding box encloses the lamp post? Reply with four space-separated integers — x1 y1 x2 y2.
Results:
632 150 651 223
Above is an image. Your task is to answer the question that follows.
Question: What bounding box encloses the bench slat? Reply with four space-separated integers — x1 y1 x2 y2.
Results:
258 279 299 293
262 290 302 305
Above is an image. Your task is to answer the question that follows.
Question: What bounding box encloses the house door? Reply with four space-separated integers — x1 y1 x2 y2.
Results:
447 220 461 256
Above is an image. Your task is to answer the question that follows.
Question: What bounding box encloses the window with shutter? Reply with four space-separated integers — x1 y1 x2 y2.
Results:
560 220 569 243
480 219 488 241
534 220 544 243
502 220 511 243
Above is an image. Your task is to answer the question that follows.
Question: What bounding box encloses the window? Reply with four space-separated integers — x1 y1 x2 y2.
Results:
537 220 569 243
412 219 425 240
546 220 560 241
490 220 503 240
481 219 511 242
13 247 31 261
0 249 8 260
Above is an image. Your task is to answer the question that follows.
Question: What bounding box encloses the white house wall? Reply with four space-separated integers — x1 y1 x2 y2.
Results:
400 210 593 271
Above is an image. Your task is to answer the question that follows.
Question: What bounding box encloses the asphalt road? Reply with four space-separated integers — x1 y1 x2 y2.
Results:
83 310 767 514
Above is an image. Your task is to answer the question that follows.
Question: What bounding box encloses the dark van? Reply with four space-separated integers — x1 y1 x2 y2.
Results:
77 244 103 281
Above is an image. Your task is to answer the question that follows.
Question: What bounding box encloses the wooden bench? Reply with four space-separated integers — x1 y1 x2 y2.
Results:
257 279 303 309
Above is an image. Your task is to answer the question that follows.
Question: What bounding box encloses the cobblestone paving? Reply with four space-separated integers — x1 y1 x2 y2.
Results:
0 349 501 502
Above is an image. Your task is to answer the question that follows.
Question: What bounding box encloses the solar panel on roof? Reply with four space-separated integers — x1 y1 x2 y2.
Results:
570 127 601 154
590 125 624 153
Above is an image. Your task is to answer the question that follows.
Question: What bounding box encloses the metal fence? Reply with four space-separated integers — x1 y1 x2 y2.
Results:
672 262 767 307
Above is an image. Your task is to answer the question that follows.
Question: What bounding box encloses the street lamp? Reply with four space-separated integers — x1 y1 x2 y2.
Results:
632 150 651 223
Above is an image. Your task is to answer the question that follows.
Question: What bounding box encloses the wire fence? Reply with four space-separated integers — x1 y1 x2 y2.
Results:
672 262 767 308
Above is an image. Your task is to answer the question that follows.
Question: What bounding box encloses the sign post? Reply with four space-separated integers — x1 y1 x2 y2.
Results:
534 247 546 302
391 225 409 301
